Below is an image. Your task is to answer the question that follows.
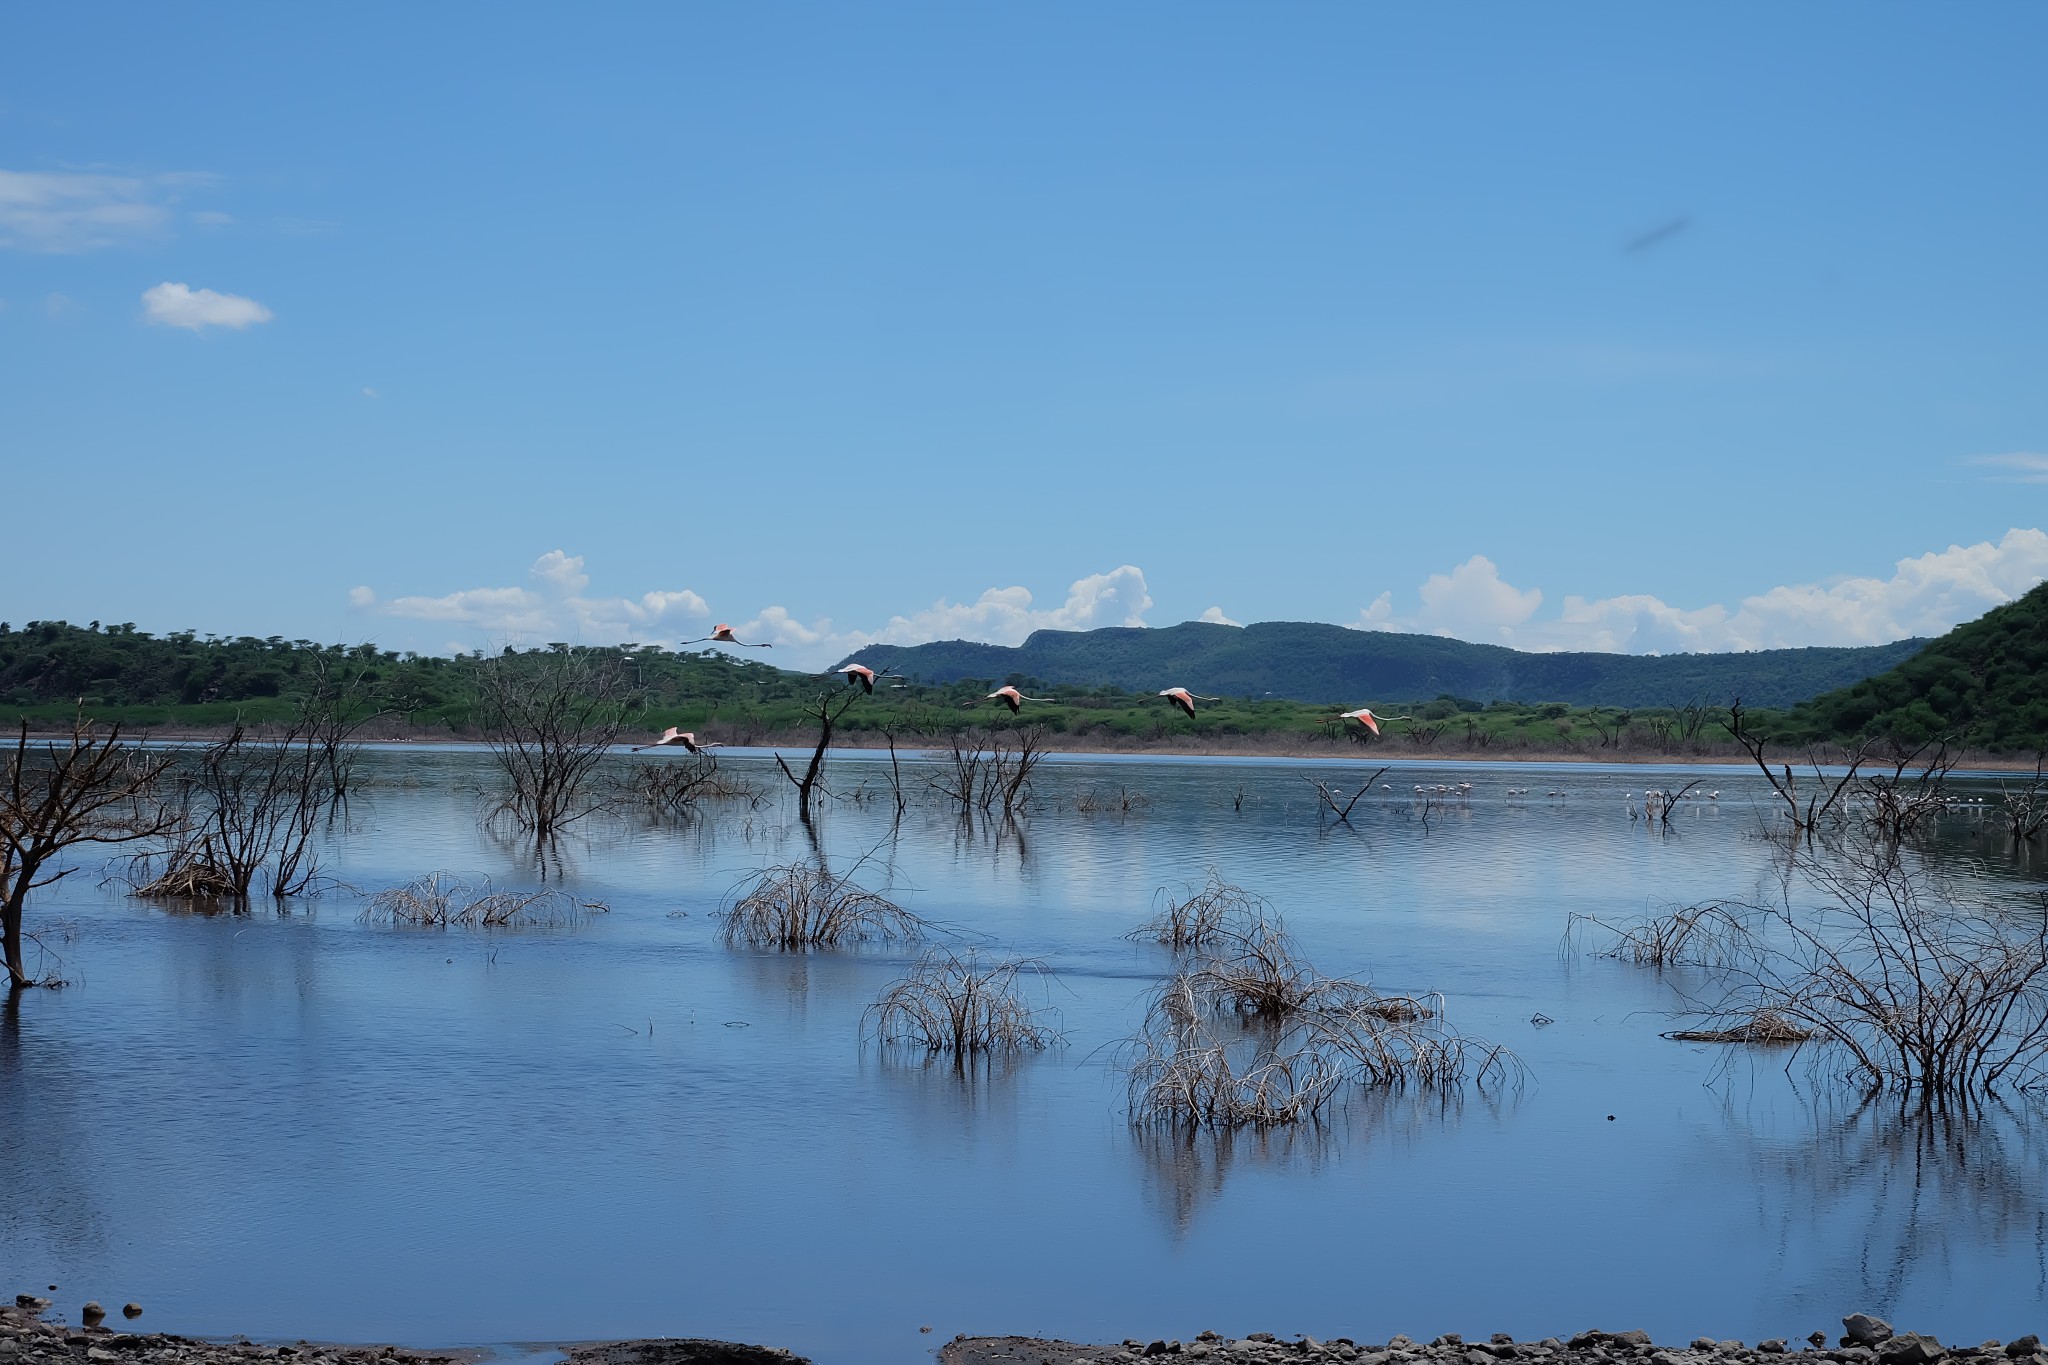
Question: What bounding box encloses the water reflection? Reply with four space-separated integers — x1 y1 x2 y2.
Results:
3 749 2046 1358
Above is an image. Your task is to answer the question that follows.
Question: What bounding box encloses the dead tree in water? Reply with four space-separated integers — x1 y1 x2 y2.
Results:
475 651 632 839
2 715 175 988
1859 738 1959 844
1725 702 1870 838
775 688 863 823
1304 767 1389 826
2001 752 2048 843
137 720 332 900
930 730 990 817
291 652 396 804
983 727 1047 819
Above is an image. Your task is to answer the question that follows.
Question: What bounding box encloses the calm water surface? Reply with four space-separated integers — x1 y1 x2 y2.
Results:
3 748 2045 1362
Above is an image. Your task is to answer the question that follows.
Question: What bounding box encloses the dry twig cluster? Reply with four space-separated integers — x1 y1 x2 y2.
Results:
1122 880 1515 1127
718 858 924 950
866 949 1060 1056
362 872 608 928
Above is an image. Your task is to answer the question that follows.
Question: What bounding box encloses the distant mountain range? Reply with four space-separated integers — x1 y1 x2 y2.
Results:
841 621 1930 710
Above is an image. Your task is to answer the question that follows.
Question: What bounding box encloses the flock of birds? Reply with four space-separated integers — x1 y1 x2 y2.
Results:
634 624 1408 751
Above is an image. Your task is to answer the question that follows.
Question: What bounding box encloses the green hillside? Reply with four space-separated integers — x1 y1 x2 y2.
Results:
1785 581 2048 751
841 621 1927 709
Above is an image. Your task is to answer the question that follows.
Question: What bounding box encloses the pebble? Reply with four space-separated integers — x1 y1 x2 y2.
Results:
936 1319 2043 1365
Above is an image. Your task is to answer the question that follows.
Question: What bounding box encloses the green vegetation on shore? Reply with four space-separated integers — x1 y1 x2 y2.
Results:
5 584 2047 753
1781 581 2048 751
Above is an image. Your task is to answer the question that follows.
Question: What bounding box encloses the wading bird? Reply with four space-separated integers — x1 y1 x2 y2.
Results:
633 728 721 754
682 624 771 649
1156 687 1221 719
1334 706 1409 736
981 685 1055 714
834 663 902 694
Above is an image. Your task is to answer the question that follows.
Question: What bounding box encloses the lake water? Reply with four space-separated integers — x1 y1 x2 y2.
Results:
3 746 2044 1363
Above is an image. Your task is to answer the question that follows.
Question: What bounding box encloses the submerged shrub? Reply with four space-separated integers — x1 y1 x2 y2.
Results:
719 858 924 951
1128 872 1263 952
361 871 606 928
1567 902 1750 970
866 949 1060 1056
1122 895 1515 1128
1672 845 2048 1101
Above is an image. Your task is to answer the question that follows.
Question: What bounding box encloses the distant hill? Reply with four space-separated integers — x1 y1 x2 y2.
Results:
840 621 1929 710
1787 581 2048 750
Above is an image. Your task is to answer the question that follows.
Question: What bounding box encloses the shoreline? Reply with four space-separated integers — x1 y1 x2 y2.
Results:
22 723 2043 773
5 1300 2022 1365
942 1323 2031 1365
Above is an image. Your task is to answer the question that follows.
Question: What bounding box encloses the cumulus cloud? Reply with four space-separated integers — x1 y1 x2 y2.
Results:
1357 529 2048 653
739 565 1156 666
1199 606 1243 627
349 556 1159 667
142 282 273 331
0 168 217 252
350 551 710 645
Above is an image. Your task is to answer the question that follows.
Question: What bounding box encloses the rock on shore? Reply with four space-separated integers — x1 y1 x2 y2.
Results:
1 1298 806 1365
941 1322 2048 1365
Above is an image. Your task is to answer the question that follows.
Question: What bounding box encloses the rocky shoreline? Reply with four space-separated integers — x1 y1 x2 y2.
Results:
940 1320 2045 1365
0 1299 799 1365
9 1299 2034 1365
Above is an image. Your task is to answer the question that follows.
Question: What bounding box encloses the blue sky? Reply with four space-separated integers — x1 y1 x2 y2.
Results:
3 3 2043 668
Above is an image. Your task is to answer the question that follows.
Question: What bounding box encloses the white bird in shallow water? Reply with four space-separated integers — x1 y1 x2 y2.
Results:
634 728 721 754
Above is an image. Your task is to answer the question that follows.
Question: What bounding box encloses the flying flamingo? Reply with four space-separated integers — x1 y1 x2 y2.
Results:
981 686 1054 714
1157 687 1221 719
1333 706 1410 736
834 663 903 694
633 727 722 754
681 624 770 649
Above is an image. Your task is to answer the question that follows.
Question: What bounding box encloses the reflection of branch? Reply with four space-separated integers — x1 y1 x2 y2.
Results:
1735 1094 2048 1314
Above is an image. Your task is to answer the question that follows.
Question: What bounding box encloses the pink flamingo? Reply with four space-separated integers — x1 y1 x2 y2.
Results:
1334 706 1409 736
633 727 722 754
681 624 770 649
1157 687 1220 719
981 685 1054 714
834 663 903 694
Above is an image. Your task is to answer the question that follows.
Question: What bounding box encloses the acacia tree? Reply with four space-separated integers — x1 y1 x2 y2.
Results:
475 650 633 839
2 716 176 988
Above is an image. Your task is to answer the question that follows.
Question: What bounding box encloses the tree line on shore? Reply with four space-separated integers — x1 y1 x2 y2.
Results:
3 581 2046 754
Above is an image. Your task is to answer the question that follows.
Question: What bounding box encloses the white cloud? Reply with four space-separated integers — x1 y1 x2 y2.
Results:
744 565 1155 666
1357 529 2048 653
1198 606 1243 627
352 551 709 646
361 387 379 400
1969 453 2048 485
351 556 1158 668
141 281 273 331
0 169 217 252
1415 555 1542 641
